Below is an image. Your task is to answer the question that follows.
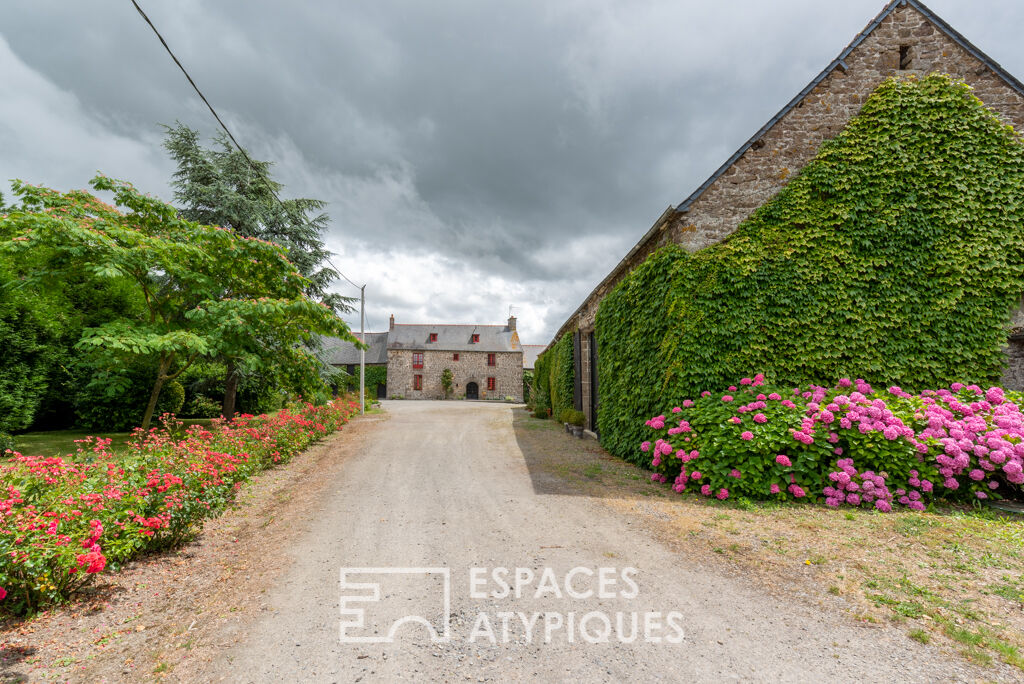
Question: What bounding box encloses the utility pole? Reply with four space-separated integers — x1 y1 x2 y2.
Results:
360 284 366 415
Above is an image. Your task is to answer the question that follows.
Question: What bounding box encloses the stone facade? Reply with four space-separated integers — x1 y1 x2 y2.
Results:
387 349 523 401
549 0 1024 429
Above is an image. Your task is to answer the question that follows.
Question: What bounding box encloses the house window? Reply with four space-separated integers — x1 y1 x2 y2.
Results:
453 353 459 361
487 353 496 366
487 377 496 391
429 333 437 342
412 352 424 369
471 334 480 343
899 45 911 70
414 375 423 390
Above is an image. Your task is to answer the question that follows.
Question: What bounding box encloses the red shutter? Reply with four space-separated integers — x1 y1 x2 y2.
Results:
487 377 496 391
487 353 496 366
413 353 423 369
453 353 459 361
414 375 422 390
429 333 437 342
472 334 479 343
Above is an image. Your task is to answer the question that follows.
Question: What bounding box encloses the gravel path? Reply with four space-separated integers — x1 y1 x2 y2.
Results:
201 401 988 682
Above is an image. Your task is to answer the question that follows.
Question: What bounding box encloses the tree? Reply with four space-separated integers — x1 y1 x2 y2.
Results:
1 176 361 430
441 369 453 399
162 123 354 418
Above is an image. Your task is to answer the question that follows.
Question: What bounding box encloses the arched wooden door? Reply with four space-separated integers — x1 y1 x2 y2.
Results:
466 382 479 400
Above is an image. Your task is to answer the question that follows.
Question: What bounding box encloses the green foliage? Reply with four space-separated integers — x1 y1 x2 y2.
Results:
441 368 453 399
338 365 387 398
1 176 360 430
73 356 186 431
560 408 586 426
184 394 222 419
522 370 534 405
0 433 13 455
0 258 64 433
596 75 1024 461
534 335 576 420
163 123 349 312
532 352 552 417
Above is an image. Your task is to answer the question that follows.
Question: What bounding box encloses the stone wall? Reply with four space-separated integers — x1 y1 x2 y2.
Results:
386 349 523 401
550 2 1024 429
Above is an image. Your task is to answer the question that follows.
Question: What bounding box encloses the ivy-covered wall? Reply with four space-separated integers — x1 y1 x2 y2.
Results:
595 75 1024 462
532 334 575 418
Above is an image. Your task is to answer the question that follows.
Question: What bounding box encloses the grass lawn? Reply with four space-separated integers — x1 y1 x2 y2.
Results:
10 418 216 459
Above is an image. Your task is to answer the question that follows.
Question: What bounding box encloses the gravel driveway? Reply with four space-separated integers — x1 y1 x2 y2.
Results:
202 401 987 682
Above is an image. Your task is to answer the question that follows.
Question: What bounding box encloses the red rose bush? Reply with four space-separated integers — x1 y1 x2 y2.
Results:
0 400 358 614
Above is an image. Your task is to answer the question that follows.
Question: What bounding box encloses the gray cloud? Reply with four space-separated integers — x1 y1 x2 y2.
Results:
2 0 1023 342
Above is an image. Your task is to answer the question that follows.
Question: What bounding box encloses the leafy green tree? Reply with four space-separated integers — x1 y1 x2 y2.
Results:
162 123 352 418
1 176 361 430
441 368 453 399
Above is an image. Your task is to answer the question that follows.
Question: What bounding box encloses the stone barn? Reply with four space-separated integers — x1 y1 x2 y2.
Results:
546 0 1024 432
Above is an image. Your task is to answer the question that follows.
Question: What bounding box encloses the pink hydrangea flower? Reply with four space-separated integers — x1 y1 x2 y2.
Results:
753 413 767 424
775 454 792 467
701 484 711 496
740 431 754 441
716 488 729 500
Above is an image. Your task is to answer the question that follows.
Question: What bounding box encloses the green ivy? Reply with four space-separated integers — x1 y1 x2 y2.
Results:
595 75 1024 463
534 334 575 419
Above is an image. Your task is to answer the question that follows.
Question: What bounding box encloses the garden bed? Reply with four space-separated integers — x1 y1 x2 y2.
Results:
0 401 358 614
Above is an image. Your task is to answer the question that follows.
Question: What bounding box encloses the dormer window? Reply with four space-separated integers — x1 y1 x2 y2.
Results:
429 333 437 342
471 334 480 343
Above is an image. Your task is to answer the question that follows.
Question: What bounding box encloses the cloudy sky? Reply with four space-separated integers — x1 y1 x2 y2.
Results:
2 0 1023 342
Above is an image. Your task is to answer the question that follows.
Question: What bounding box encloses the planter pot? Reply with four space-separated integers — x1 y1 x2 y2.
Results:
571 425 584 438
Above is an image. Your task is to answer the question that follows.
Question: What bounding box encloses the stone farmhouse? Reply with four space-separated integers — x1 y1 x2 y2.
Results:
387 315 523 400
324 315 525 401
546 0 1024 432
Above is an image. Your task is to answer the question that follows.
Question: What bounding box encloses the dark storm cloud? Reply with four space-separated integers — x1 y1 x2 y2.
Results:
2 0 1024 341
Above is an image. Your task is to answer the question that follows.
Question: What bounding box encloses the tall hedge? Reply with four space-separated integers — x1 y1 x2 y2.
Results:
533 333 575 417
596 75 1024 462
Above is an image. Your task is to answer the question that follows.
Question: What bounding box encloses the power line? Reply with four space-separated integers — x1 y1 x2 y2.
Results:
129 0 364 290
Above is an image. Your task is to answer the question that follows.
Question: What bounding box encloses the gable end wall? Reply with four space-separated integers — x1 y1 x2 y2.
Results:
565 3 1024 337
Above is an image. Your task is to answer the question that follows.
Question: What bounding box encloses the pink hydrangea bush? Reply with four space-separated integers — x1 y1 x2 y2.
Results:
0 400 359 614
642 375 1023 509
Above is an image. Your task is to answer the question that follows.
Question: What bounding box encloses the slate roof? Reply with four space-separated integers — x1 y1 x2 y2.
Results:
521 345 545 370
387 324 521 353
320 332 389 365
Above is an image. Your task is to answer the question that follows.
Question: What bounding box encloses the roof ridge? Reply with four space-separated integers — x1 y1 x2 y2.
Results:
393 323 509 328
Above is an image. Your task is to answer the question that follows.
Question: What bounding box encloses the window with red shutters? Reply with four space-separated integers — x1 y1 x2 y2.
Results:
487 377 496 391
471 334 480 343
453 353 459 361
412 352 424 368
429 333 437 342
487 353 496 366
414 375 422 390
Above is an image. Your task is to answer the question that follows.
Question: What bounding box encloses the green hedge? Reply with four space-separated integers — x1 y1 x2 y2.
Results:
596 75 1024 463
533 334 575 419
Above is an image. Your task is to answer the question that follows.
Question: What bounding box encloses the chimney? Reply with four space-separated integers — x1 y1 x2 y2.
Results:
389 314 395 330
507 315 516 331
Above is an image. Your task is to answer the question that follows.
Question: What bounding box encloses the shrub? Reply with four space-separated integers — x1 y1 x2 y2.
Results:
184 394 222 418
560 409 586 426
0 399 359 614
596 75 1024 463
0 433 13 455
73 360 186 432
640 376 1024 510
